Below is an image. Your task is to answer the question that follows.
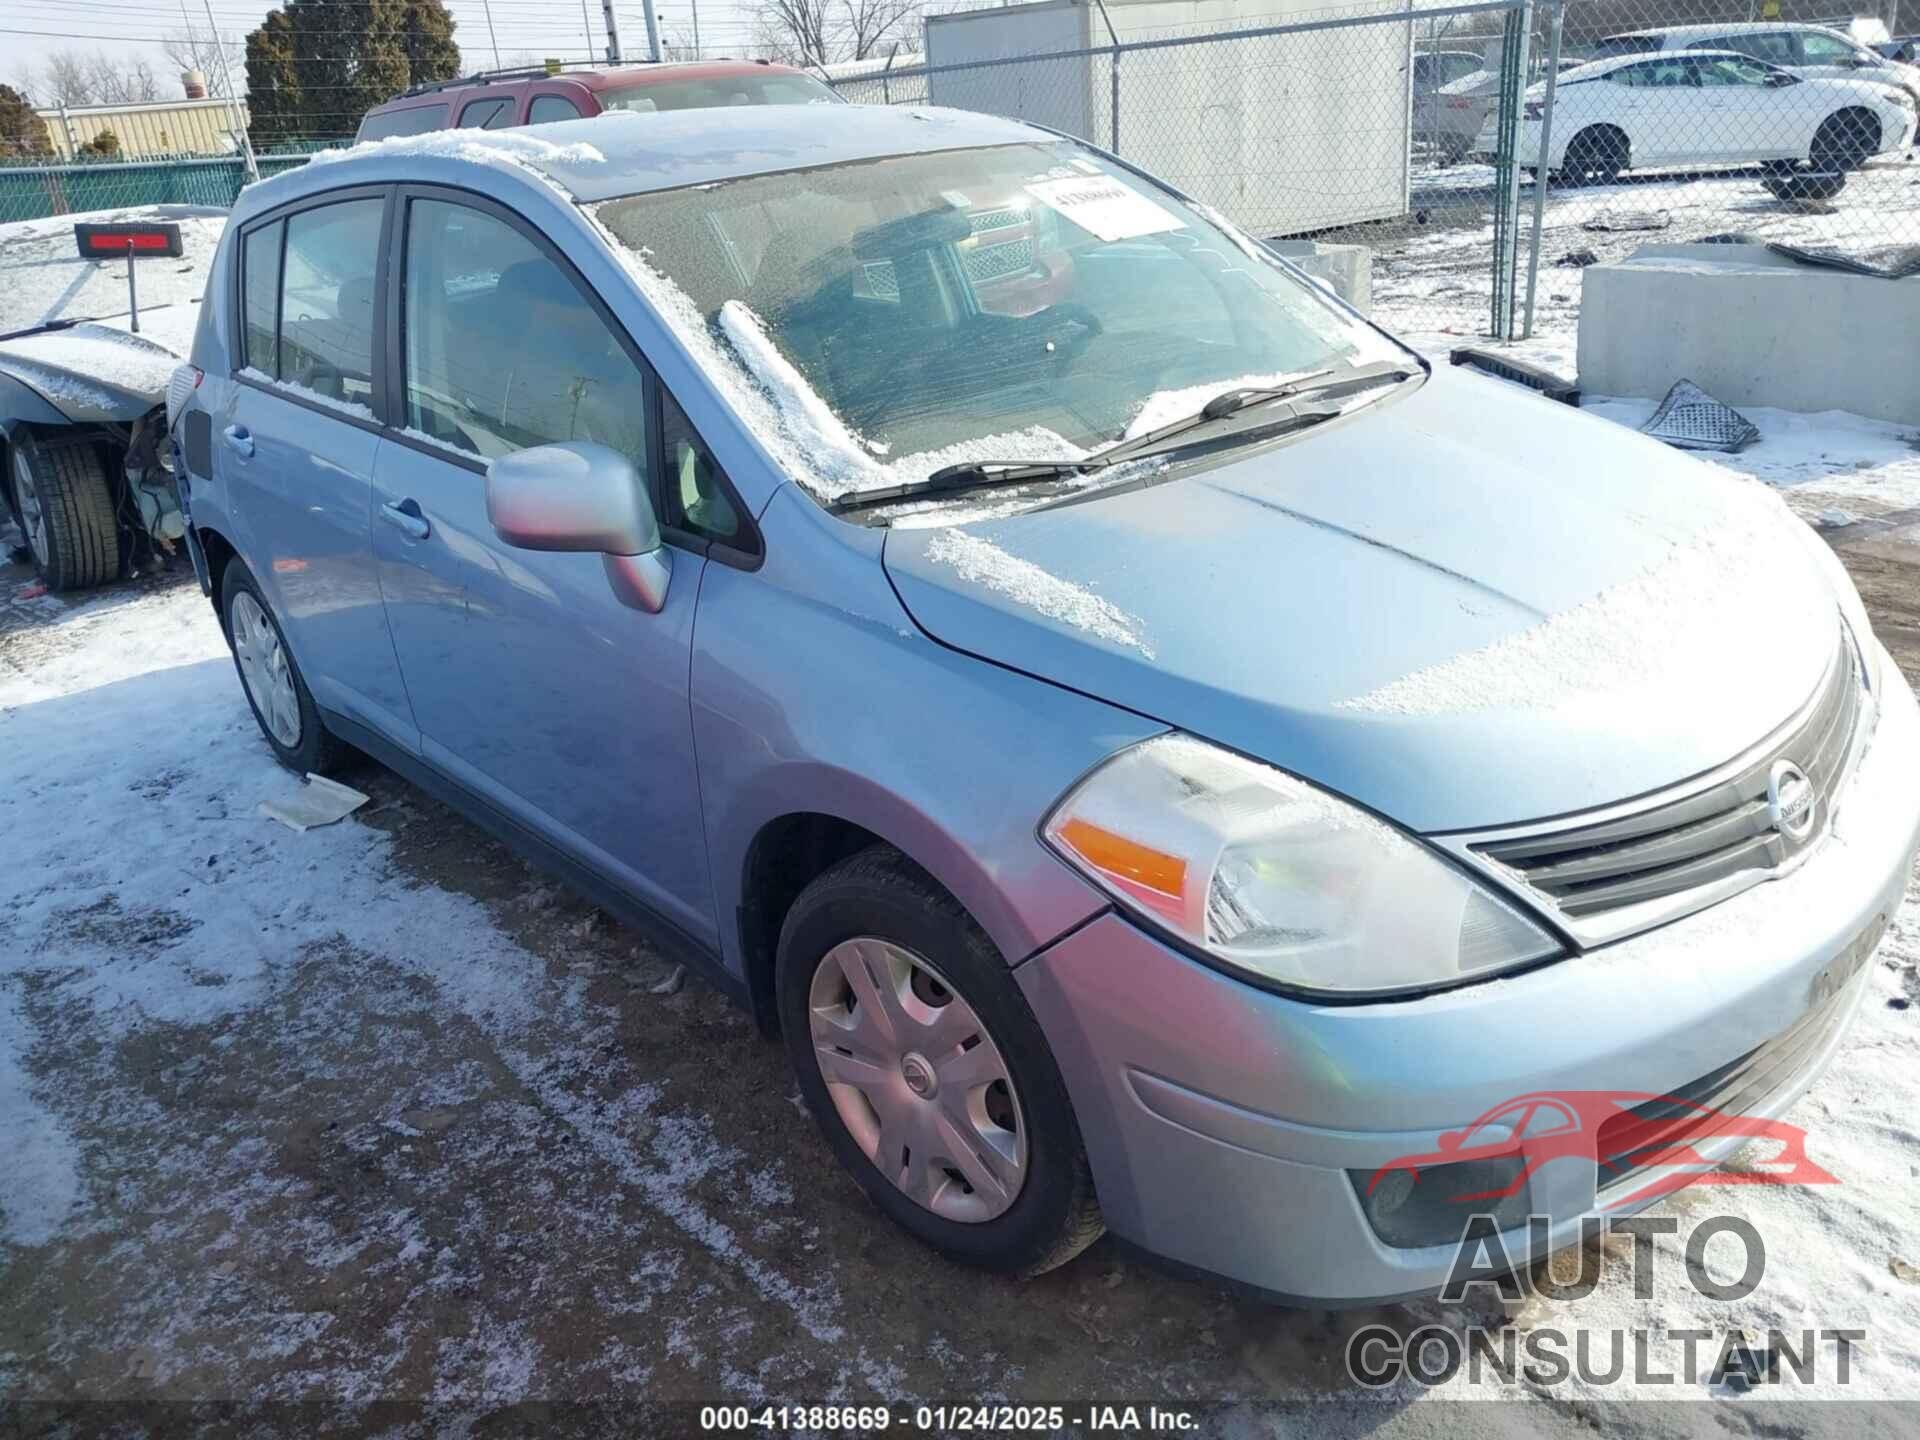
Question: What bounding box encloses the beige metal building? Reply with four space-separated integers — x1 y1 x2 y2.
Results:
36 96 250 160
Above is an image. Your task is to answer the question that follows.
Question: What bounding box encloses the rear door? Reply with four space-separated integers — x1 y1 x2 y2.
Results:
369 187 737 943
218 189 419 748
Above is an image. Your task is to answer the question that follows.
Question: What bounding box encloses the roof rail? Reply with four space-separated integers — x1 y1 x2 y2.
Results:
397 59 639 99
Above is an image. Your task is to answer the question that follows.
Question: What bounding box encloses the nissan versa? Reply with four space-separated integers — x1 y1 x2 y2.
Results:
169 106 1920 1303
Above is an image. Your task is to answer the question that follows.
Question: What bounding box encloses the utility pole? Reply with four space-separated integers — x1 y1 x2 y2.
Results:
691 0 701 59
602 0 624 62
202 0 256 179
638 0 662 62
481 0 503 67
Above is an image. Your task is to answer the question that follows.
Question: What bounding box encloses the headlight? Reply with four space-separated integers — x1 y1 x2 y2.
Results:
1043 735 1563 998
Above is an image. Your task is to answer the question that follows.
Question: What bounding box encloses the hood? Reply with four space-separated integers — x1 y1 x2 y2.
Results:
883 370 1843 832
0 318 187 424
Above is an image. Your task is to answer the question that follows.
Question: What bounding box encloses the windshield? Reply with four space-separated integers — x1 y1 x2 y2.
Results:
599 73 842 112
591 141 1406 514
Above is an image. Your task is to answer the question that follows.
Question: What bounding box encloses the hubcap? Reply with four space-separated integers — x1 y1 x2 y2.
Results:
11 449 48 569
808 938 1027 1223
229 591 302 749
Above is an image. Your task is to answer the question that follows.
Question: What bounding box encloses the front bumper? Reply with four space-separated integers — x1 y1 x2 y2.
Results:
1016 644 1920 1304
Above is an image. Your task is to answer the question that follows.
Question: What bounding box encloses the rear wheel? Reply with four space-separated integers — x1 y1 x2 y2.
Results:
1561 126 1628 186
1811 109 1879 172
8 434 117 591
220 558 344 775
777 846 1103 1276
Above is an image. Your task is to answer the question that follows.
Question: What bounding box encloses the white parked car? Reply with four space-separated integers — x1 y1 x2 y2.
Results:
1591 22 1920 106
1473 51 1918 183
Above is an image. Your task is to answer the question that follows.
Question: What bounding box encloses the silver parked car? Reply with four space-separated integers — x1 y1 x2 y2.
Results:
171 106 1920 1303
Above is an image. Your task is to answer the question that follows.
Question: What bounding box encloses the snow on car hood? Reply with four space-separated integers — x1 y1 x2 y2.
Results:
883 369 1845 832
0 320 188 422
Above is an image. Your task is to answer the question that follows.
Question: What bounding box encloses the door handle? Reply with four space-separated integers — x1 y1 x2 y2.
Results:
222 424 254 459
380 498 430 541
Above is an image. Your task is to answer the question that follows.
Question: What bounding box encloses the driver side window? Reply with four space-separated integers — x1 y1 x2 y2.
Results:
256 198 383 409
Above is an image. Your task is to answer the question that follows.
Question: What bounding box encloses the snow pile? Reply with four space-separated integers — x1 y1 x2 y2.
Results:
1339 479 1832 717
923 529 1154 656
717 300 887 493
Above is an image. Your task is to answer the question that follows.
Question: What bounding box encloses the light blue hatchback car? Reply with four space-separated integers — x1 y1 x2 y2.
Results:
171 104 1920 1303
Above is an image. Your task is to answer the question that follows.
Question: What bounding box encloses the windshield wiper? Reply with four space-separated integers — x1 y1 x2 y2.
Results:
828 359 1416 517
1094 359 1414 466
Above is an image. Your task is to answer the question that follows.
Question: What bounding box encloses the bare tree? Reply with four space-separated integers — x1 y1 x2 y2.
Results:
161 28 237 96
839 0 920 62
18 48 165 107
754 0 835 66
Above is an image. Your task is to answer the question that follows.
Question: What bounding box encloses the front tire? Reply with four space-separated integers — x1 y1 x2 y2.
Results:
1811 109 1879 172
9 434 117 591
777 846 1103 1276
220 558 343 775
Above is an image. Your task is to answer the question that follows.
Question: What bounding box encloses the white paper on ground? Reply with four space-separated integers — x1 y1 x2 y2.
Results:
259 774 370 833
1025 176 1183 243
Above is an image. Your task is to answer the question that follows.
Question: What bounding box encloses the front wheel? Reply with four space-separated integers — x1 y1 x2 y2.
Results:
1811 110 1879 172
777 846 1103 1276
8 434 117 591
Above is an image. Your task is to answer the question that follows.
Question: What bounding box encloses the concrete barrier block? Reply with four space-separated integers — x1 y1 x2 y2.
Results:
1577 243 1920 426
1268 240 1373 316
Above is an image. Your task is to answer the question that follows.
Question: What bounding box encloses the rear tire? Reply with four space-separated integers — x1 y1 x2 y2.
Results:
8 434 117 591
1811 110 1879 172
1561 126 1628 186
776 845 1103 1277
219 558 345 776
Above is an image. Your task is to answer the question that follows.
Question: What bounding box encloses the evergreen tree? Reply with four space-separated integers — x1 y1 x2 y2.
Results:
245 0 459 148
0 85 51 160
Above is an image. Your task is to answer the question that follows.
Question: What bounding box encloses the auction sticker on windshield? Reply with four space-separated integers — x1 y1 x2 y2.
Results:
1025 175 1183 242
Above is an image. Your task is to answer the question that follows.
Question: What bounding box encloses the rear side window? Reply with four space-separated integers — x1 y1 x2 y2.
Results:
527 94 583 125
241 219 283 375
247 198 383 409
400 197 648 461
1798 32 1860 63
357 103 448 141
458 96 514 129
1699 32 1796 63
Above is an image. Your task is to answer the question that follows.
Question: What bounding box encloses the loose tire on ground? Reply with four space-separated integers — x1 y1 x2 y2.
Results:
776 845 1104 1277
8 434 118 591
219 557 345 776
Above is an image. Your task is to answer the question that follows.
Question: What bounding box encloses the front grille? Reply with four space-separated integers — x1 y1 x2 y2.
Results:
959 236 1035 284
1453 623 1870 943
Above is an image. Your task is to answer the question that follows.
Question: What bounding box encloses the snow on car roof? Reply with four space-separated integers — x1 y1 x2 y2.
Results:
1607 21 1851 38
262 104 1052 212
0 203 224 355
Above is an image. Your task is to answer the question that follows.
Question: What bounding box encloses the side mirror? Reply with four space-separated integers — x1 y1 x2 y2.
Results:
1765 71 1797 86
486 441 671 613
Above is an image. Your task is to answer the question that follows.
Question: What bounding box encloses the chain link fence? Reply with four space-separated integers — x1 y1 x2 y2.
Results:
829 0 1920 351
0 149 320 228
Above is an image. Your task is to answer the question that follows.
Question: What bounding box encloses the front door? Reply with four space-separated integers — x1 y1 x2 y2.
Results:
218 191 418 747
369 190 718 943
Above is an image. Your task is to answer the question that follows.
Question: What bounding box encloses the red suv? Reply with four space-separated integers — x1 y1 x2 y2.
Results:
356 60 842 142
